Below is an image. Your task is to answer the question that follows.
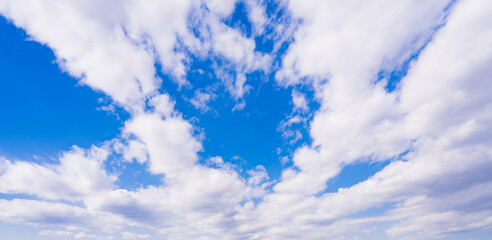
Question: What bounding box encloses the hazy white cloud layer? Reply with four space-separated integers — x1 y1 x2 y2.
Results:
1 0 492 239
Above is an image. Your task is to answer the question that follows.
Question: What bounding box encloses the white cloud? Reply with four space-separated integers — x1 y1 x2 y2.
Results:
115 139 148 164
270 0 454 198
74 232 114 240
123 0 193 87
0 199 124 232
1 0 492 239
82 165 250 238
291 90 308 112
278 115 307 145
121 232 150 240
0 0 161 109
123 113 202 176
148 94 175 118
39 230 74 237
254 0 492 238
277 0 450 86
0 0 269 237
0 146 115 201
206 0 237 18
245 0 267 35
187 0 272 102
208 24 270 101
0 0 270 110
190 90 216 112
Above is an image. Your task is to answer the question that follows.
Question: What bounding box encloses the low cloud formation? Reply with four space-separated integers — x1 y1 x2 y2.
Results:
0 0 491 239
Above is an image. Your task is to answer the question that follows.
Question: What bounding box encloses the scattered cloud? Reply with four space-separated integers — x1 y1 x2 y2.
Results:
291 90 309 112
1 0 492 239
0 146 115 201
189 90 216 112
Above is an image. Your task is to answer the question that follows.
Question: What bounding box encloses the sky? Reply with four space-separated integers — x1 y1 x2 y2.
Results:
0 0 492 239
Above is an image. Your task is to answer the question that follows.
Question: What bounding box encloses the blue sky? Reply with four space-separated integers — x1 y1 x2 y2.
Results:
0 17 124 160
1 0 492 239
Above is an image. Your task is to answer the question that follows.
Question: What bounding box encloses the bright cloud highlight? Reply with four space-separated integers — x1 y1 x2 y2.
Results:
0 0 492 239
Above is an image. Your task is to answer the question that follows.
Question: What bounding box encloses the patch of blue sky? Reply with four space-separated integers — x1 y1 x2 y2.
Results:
222 0 296 56
260 0 296 50
349 202 395 219
376 35 437 92
276 98 320 168
324 149 411 195
205 71 293 177
0 192 38 201
324 160 391 194
225 2 253 38
155 3 305 179
377 0 457 93
105 153 163 190
0 17 127 161
0 192 86 210
160 61 315 180
377 34 436 92
168 64 294 179
0 0 307 185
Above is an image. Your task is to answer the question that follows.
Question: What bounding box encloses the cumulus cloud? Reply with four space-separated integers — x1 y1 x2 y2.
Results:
1 0 492 239
0 0 160 109
123 113 202 176
0 146 115 201
0 0 271 111
0 199 124 232
256 0 492 238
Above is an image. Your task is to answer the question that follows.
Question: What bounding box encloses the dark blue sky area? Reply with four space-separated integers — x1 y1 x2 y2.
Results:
0 17 124 161
0 2 372 189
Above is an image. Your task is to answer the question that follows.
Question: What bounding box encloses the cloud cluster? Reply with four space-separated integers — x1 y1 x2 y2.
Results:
1 0 492 239
262 0 492 238
0 146 115 201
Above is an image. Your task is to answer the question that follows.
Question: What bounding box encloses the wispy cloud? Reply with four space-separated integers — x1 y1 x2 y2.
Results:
1 0 492 239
